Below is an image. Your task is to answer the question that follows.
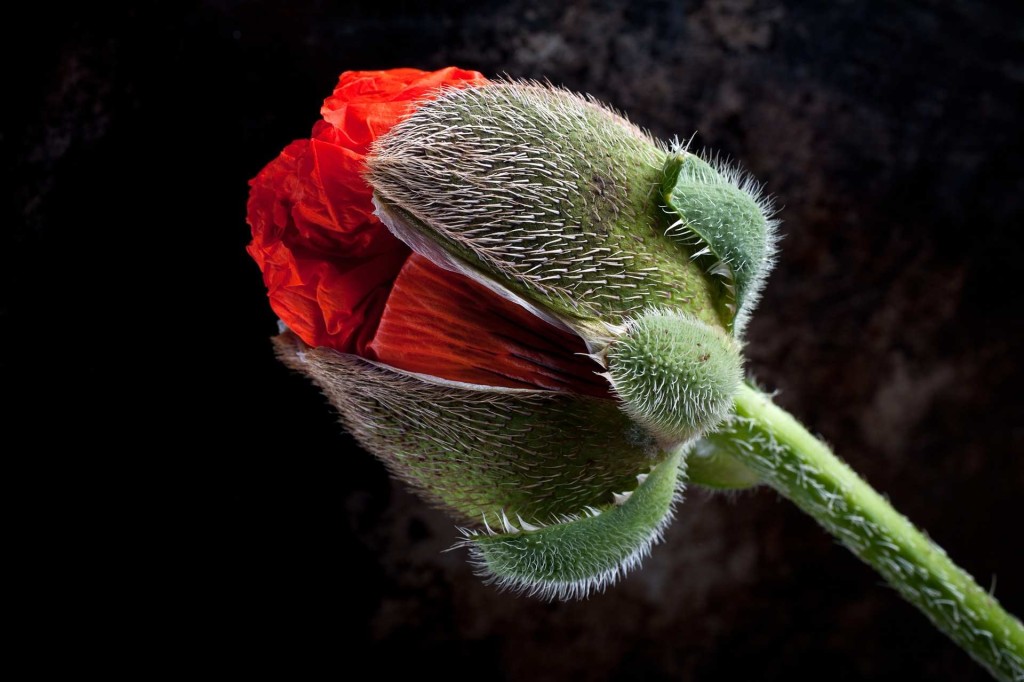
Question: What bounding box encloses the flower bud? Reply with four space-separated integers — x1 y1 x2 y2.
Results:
250 70 777 600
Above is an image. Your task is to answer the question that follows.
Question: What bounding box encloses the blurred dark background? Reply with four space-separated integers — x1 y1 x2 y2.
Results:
6 1 1023 679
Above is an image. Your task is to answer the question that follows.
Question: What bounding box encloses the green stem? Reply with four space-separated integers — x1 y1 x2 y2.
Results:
714 383 1024 681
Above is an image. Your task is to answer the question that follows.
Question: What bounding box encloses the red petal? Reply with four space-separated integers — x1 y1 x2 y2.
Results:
247 138 408 352
248 68 487 354
367 254 610 397
320 67 488 152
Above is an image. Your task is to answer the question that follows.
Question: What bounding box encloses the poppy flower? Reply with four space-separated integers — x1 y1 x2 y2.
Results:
247 67 771 598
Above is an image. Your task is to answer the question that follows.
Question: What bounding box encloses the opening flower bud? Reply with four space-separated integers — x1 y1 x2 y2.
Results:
247 68 774 599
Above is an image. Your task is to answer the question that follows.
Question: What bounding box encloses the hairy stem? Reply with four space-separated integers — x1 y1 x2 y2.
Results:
709 384 1024 681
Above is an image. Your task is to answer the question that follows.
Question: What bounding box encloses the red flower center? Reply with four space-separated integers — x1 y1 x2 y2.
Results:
246 68 609 398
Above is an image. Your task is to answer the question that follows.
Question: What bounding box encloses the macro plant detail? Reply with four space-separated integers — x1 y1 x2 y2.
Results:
247 67 1023 680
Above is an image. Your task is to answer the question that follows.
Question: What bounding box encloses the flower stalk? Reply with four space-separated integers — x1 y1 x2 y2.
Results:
703 384 1024 682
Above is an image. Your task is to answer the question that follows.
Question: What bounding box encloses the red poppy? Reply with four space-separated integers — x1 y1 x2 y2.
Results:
247 67 609 397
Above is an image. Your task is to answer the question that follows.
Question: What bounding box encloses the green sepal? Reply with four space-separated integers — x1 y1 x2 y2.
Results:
662 153 772 331
464 448 683 600
273 332 662 524
367 83 730 340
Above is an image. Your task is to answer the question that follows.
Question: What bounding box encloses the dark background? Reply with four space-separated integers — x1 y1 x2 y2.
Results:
7 1 1023 679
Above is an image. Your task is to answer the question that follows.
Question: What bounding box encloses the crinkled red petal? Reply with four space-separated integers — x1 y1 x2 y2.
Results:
246 139 407 351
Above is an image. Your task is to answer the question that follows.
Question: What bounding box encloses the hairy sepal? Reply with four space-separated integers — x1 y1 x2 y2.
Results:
367 81 726 337
463 447 683 600
662 151 778 334
273 331 662 525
